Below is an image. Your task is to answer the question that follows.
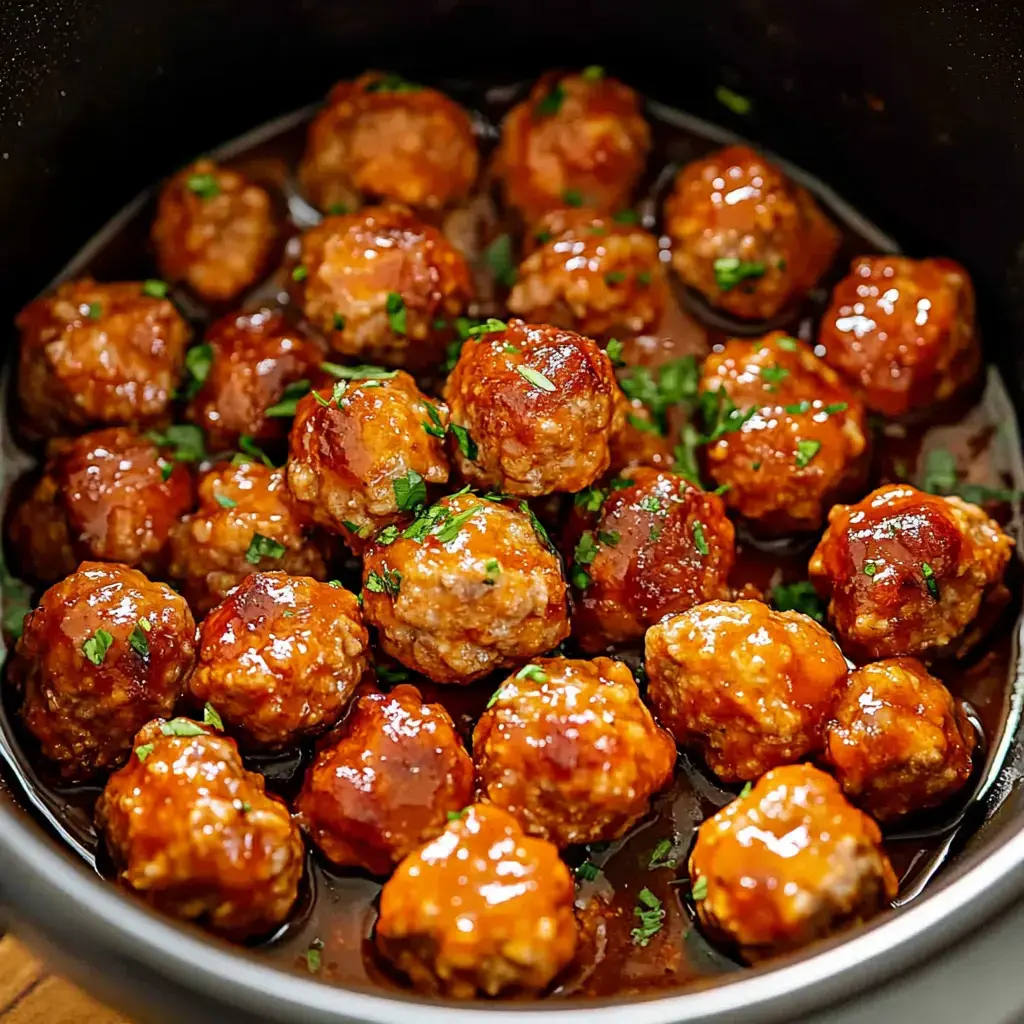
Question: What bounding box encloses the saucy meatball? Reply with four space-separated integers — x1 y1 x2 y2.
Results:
607 394 676 473
818 256 980 416
809 484 1014 663
295 685 473 874
294 205 473 369
443 319 621 497
664 145 839 321
473 657 676 847
16 279 190 438
95 719 304 939
689 764 897 963
567 469 735 653
151 159 275 304
189 572 369 749
646 599 847 781
375 803 577 997
9 562 196 780
824 657 976 822
6 458 78 585
361 492 569 684
699 333 868 533
495 69 650 223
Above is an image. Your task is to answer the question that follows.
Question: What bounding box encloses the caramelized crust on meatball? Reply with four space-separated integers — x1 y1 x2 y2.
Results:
818 256 980 416
9 563 196 780
443 319 622 496
664 145 839 321
646 600 847 781
95 719 304 939
689 764 897 963
473 657 676 847
809 484 1014 663
6 461 78 586
375 803 577 997
361 492 569 684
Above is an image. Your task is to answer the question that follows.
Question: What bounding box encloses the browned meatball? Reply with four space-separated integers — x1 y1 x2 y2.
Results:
95 719 304 939
689 764 897 963
646 600 847 781
361 492 569 684
607 394 676 473
9 562 196 780
5 460 78 585
495 69 650 223
566 469 734 653
809 484 1014 663
818 256 980 417
443 319 621 497
824 658 976 822
189 572 368 749
664 145 839 321
473 657 676 847
699 332 868 533
375 803 577 997
16 279 190 439
295 685 473 874
294 206 473 369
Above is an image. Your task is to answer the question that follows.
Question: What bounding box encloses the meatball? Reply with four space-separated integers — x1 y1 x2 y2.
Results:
168 461 328 616
374 803 577 997
95 719 304 939
286 371 449 549
295 685 473 874
809 484 1014 663
299 71 478 213
567 469 735 653
473 657 676 847
16 278 190 438
443 319 621 497
495 69 650 223
699 332 868 532
664 145 839 321
688 764 897 963
361 492 569 684
824 657 976 822
189 572 369 749
607 394 676 473
818 256 980 416
9 562 196 780
185 308 324 452
507 207 668 338
6 460 78 585
645 599 847 781
294 205 473 369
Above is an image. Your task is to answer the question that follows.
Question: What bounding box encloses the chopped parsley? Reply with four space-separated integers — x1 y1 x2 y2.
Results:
785 400 811 415
759 365 789 388
265 378 312 417
81 628 114 666
386 292 407 335
631 887 665 947
376 525 400 546
422 401 446 439
305 938 324 974
365 73 422 93
365 567 402 598
467 317 508 337
639 495 663 514
715 85 752 115
605 338 625 366
604 270 627 286
620 356 699 435
691 876 709 901
576 860 601 882
245 533 286 565
692 520 709 555
484 233 517 288
574 531 599 567
613 209 639 224
739 782 753 798
648 839 678 870
484 558 501 585
776 336 799 352
919 447 1021 504
516 664 549 684
291 265 308 282
186 172 220 199
86 301 102 319
333 313 346 331
574 486 606 514
597 530 620 546
517 365 556 392
180 342 213 400
451 423 478 460
135 743 154 763
142 279 168 299
1 566 32 639
536 81 566 117
128 618 151 657
328 203 350 216
321 363 398 380
713 257 766 292
486 685 507 709
636 271 652 286
864 561 879 578
376 663 412 684
770 580 826 623
700 388 757 443
631 414 668 440
446 810 464 822
921 562 940 600
203 702 224 731
237 434 275 468
795 439 822 468
562 188 584 207
823 402 848 415
393 470 427 511
581 65 605 81
160 718 207 737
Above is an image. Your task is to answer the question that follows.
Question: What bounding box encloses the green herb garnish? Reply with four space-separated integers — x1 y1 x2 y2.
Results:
203 702 224 731
769 580 826 622
517 366 556 392
245 532 286 565
386 292 407 335
713 257 766 292
82 628 114 666
631 888 665 946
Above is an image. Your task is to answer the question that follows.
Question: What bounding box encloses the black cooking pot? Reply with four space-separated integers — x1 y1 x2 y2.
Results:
3 1 1024 1021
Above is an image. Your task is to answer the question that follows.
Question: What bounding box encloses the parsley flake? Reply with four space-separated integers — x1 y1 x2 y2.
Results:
451 423 478 460
605 338 625 366
179 342 213 400
483 558 501 585
128 618 151 657
604 270 627 285
536 81 566 117
136 743 154 763
265 378 312 417
715 85 752 115
160 718 207 737
82 628 114 666
142 279 169 299
864 561 879 578
203 702 224 732
237 434 274 468
484 233 517 288
576 860 601 881
613 209 639 224
291 265 308 282
631 888 665 946
321 362 399 381
739 782 753 798
921 562 940 600
776 336 799 352
393 470 427 511
713 257 766 292
692 520 709 555
795 439 822 468
186 172 220 199
648 839 677 870
574 487 606 514
574 531 599 567
516 664 549 684
517 365 556 392
467 317 508 337
245 533 286 565
386 292 407 334
581 65 605 81
365 73 423 93
562 188 584 207
770 580 826 622
760 365 790 387
365 567 402 598
691 876 709 900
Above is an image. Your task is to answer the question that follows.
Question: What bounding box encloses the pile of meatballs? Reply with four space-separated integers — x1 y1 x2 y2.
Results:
3 66 1016 999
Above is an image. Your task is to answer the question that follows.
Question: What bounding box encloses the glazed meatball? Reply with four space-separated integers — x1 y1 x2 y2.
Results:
507 207 668 338
168 461 327 616
9 562 196 780
443 319 621 497
607 394 677 473
824 658 976 822
699 332 868 532
16 279 190 438
361 492 569 684
189 572 369 749
6 460 78 585
818 256 980 416
186 308 324 451
567 469 735 653
495 69 650 223
95 719 304 939
151 159 275 304
809 484 1014 663
375 803 577 997
473 657 676 847
664 145 839 321
689 764 897 963
286 372 449 548
295 685 473 874
646 600 847 781
294 205 473 369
